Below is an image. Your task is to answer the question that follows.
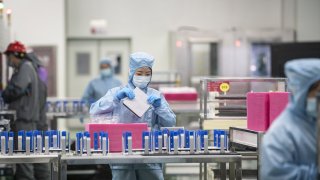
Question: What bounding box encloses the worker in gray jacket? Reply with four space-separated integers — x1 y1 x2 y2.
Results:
27 52 48 131
26 52 50 180
1 41 43 180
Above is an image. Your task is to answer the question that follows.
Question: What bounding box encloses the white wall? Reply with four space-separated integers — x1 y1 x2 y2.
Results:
282 0 320 41
66 0 320 75
67 0 282 73
3 0 319 96
296 0 320 41
3 0 66 97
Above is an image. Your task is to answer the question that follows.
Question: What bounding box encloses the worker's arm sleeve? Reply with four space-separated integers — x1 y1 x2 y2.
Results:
153 94 176 127
82 82 94 103
38 83 48 130
2 66 31 103
89 88 120 115
261 136 317 180
13 64 32 90
116 80 122 87
2 83 27 103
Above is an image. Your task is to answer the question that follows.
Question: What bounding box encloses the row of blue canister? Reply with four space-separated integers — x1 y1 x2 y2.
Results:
75 129 228 154
75 131 109 154
0 130 70 153
138 129 228 152
213 129 229 149
0 129 229 154
141 129 209 152
75 130 213 154
46 100 93 113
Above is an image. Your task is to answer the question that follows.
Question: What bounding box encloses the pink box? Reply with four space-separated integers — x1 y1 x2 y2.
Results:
163 93 198 101
247 92 270 131
85 123 148 152
269 92 289 125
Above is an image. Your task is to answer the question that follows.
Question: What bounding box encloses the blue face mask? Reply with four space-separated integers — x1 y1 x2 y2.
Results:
100 68 112 78
132 75 151 89
306 98 317 119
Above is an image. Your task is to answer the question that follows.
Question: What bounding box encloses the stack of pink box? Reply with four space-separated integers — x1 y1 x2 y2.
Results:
159 87 198 101
163 93 198 101
247 92 289 131
269 92 290 125
85 123 148 152
247 92 270 131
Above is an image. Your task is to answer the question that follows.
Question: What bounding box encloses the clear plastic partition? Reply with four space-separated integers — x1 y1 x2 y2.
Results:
200 77 287 120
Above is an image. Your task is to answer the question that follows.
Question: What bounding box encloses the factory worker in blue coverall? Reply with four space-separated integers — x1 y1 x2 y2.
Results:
261 59 320 180
82 58 122 103
90 52 176 180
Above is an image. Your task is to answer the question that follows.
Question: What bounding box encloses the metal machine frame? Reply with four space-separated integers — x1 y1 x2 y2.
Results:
0 155 60 180
200 77 287 129
0 153 243 180
60 153 242 180
229 127 264 179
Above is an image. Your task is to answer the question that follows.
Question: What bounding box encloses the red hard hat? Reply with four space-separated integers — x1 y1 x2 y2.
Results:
4 41 26 54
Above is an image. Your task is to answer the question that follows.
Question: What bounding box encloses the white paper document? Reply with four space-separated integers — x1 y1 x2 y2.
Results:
123 88 151 117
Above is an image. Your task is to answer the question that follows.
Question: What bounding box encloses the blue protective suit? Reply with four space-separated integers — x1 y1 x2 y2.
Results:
260 59 320 180
82 59 122 103
90 52 176 180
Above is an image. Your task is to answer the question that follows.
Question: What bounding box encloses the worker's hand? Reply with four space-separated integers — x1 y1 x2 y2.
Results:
147 95 161 108
116 87 135 100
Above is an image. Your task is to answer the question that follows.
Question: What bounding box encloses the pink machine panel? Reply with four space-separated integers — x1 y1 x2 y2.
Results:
269 92 289 125
85 123 148 152
247 92 270 131
247 92 289 131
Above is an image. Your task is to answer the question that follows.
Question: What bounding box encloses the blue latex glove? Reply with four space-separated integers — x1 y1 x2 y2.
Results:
147 95 161 108
116 88 135 100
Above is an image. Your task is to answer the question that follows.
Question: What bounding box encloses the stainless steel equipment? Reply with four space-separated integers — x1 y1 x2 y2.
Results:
0 110 16 132
229 127 264 179
0 155 60 180
200 77 287 129
60 153 242 180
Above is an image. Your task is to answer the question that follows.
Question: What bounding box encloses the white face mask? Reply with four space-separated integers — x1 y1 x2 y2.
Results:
100 68 112 78
132 75 151 89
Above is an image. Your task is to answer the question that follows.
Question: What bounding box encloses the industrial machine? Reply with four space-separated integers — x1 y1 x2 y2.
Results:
199 77 287 130
0 128 242 180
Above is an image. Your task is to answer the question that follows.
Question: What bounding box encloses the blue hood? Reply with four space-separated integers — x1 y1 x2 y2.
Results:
128 52 154 89
285 59 320 120
100 58 113 67
100 58 114 78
